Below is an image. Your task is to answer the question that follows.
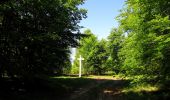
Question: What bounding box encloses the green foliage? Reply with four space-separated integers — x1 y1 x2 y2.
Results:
72 30 109 75
87 39 109 75
0 0 87 78
107 28 124 74
78 29 99 74
72 29 98 74
116 0 170 83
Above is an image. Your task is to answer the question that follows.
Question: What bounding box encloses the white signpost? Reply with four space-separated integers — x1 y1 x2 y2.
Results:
78 55 84 77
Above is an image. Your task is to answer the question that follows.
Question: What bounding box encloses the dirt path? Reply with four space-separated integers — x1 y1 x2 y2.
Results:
93 79 126 100
63 76 125 100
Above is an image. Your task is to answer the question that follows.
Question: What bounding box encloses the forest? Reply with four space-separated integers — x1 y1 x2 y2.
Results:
0 0 170 100
73 0 170 85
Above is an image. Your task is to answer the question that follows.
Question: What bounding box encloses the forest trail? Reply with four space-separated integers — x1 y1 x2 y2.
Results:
63 76 126 100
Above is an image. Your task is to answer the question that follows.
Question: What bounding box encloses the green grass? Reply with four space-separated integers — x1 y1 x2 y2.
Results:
50 76 96 92
1 75 170 100
120 75 170 100
120 84 170 100
122 84 159 93
72 75 170 100
0 76 98 100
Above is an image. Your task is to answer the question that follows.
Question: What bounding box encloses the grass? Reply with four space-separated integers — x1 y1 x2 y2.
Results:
120 84 170 100
74 79 170 100
85 75 114 79
1 75 170 100
50 76 96 92
120 75 170 100
122 84 159 93
0 75 98 100
73 75 170 100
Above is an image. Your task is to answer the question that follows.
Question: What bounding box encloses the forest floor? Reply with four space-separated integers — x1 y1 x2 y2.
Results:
60 75 170 100
63 76 125 100
61 75 170 100
1 75 170 100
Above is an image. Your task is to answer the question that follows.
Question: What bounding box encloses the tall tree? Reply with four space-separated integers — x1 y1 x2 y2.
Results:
72 29 98 74
117 0 170 82
0 0 87 79
107 28 124 74
87 39 109 75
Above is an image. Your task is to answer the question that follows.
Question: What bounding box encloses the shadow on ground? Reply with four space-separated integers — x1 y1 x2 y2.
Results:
0 76 170 100
0 76 118 100
75 80 170 100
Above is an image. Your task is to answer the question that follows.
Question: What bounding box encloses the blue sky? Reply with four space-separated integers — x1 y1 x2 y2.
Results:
79 0 126 39
71 0 126 62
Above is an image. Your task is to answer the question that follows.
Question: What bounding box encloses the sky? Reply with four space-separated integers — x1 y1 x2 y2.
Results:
79 0 126 39
71 0 126 62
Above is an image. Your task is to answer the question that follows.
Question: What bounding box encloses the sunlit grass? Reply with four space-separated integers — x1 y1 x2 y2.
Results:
52 75 118 79
52 76 78 79
86 75 113 79
122 84 159 93
51 75 170 100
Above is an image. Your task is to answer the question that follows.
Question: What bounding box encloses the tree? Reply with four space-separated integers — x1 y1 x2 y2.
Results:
72 29 98 74
107 28 124 74
0 0 87 79
87 39 109 75
117 0 170 83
